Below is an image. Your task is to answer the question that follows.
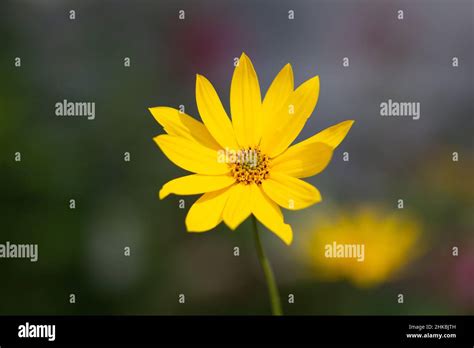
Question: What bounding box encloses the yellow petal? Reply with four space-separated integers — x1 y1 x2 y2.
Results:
196 74 239 149
230 53 262 147
185 188 231 232
296 120 354 149
159 174 235 199
261 76 320 157
261 63 294 142
148 106 221 150
271 141 333 178
223 184 252 230
154 135 229 175
250 184 293 245
261 172 321 210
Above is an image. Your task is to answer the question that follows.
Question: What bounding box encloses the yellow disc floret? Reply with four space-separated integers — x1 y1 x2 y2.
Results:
230 147 270 185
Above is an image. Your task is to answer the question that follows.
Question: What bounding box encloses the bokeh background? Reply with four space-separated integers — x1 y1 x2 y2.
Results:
0 0 472 315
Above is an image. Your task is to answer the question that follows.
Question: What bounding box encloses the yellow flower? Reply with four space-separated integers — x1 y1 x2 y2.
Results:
303 207 422 287
149 53 353 245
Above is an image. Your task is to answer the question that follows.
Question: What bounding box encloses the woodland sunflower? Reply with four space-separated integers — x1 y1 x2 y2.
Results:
150 53 354 246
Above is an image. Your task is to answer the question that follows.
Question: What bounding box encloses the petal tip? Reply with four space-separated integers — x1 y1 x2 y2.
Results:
297 74 320 91
279 63 294 80
158 188 168 200
240 52 249 59
148 106 161 118
185 223 212 233
196 74 207 84
185 211 207 233
184 218 194 232
152 134 164 145
239 52 254 66
282 225 293 245
225 221 239 231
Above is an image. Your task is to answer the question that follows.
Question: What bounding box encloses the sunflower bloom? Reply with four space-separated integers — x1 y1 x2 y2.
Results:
303 207 422 287
149 53 354 245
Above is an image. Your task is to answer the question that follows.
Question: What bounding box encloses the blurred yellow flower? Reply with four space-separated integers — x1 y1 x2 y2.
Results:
149 52 353 245
304 207 422 287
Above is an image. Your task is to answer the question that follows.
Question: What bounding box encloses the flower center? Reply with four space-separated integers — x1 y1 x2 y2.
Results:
229 147 270 185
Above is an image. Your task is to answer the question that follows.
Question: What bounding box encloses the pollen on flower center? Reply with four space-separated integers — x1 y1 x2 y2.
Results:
230 147 270 185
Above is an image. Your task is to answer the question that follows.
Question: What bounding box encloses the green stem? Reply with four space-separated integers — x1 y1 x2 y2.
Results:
252 216 283 316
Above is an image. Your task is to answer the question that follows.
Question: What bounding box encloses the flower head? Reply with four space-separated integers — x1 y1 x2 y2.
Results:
150 53 353 245
302 207 422 287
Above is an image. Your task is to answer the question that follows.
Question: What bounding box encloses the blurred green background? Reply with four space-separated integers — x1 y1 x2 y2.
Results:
0 0 472 315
